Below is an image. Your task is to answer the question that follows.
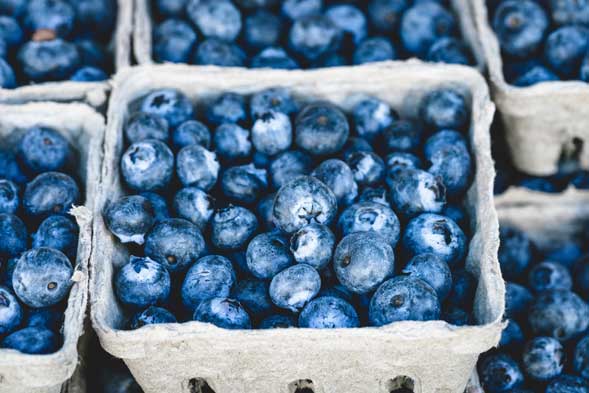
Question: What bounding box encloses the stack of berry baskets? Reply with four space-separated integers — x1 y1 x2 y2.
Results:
473 0 589 177
0 0 133 107
90 62 502 393
134 0 485 70
0 102 104 393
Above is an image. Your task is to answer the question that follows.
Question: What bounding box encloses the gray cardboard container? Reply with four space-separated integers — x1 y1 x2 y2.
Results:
0 0 134 108
472 0 589 176
90 62 504 393
133 0 486 70
0 103 105 393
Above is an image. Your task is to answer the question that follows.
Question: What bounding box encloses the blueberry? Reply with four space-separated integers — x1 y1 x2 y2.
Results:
214 123 252 162
0 0 26 17
13 247 73 308
346 151 385 187
0 286 22 335
492 0 548 59
235 0 278 8
250 47 300 69
23 172 80 217
0 16 22 48
575 335 589 379
545 242 583 270
528 261 572 293
153 19 197 64
289 15 342 62
513 64 559 87
26 306 63 331
353 37 396 65
326 5 367 45
1 327 59 354
221 164 268 204
155 0 187 17
75 39 108 69
0 214 27 258
0 149 27 185
194 38 246 67
334 232 395 294
369 276 441 326
244 10 281 50
174 187 213 230
32 215 78 258
231 279 273 317
478 353 524 393
17 39 80 83
0 58 16 89
70 66 108 82
144 218 206 273
250 88 298 120
176 145 219 191
442 203 467 229
427 37 473 65
282 0 322 21
207 93 248 126
352 97 396 143
368 0 409 33
290 223 335 270
257 193 276 230
0 180 18 214
187 0 241 42
181 255 236 311
402 253 452 301
299 296 359 328
498 226 532 281
129 306 177 329
269 150 312 190
385 152 423 173
420 88 469 131
269 264 321 312
18 127 70 174
140 192 170 223
193 297 252 329
388 168 446 217
338 201 400 247
173 120 211 150
341 137 373 160
447 268 477 309
529 290 589 340
121 140 174 192
70 0 116 39
544 26 589 79
25 0 75 37
114 256 171 309
311 159 356 205
519 176 560 193
400 2 457 57
272 175 337 233
499 319 524 349
546 375 589 393
549 0 589 26
211 205 258 250
505 282 534 320
296 102 349 155
425 130 472 197
140 89 194 129
251 112 293 156
311 52 346 68
358 186 388 205
523 337 564 381
246 231 294 279
103 195 155 245
1 258 18 288
402 213 466 267
258 313 297 329
574 257 589 300
125 112 169 144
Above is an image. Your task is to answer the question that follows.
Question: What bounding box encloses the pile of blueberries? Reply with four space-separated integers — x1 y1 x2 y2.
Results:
0 127 81 354
151 0 475 69
478 225 589 392
0 0 117 88
103 86 478 331
490 0 589 87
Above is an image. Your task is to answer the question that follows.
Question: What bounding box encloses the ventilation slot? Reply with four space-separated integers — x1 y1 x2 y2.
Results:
386 376 415 393
188 378 215 393
288 379 316 393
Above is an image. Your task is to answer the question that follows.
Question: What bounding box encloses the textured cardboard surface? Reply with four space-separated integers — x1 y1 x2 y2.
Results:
134 0 485 70
0 0 133 108
0 103 105 393
472 0 589 176
90 62 504 393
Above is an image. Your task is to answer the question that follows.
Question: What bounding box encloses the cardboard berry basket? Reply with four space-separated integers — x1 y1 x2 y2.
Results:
90 61 503 393
133 0 486 70
494 186 589 209
0 103 104 393
0 0 134 109
472 0 589 177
